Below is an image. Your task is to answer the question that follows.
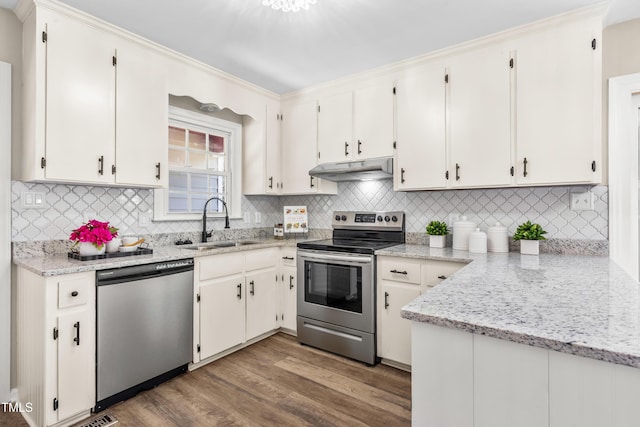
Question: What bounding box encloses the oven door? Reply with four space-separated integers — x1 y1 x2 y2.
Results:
297 249 374 333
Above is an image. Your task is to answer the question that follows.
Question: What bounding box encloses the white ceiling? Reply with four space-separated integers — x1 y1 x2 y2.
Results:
2 0 640 94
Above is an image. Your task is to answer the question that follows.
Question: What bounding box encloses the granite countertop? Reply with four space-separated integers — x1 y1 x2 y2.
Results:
14 238 299 276
380 245 640 369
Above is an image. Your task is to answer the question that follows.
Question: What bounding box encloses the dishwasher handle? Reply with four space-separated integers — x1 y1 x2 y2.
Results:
96 259 194 286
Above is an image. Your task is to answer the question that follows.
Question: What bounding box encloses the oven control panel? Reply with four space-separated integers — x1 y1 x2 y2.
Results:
332 211 405 230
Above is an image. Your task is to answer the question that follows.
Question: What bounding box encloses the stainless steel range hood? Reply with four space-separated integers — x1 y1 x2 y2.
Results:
309 157 393 182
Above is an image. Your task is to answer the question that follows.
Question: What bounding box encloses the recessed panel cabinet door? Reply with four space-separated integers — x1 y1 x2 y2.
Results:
353 84 394 160
246 270 278 340
115 38 168 187
265 101 282 194
449 45 511 188
281 100 318 194
514 18 601 185
281 267 297 331
395 63 447 190
379 282 421 366
45 14 115 184
317 91 352 163
199 276 245 360
57 309 94 421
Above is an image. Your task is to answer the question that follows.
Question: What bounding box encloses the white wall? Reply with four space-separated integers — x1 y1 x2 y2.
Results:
0 61 11 402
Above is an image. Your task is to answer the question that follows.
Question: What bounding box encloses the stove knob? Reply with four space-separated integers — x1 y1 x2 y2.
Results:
335 215 341 221
377 215 383 222
384 216 390 222
391 215 398 222
341 215 347 221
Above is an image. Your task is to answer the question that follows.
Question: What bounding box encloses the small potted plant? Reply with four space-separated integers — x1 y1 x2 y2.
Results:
513 220 547 255
426 220 449 248
69 219 119 256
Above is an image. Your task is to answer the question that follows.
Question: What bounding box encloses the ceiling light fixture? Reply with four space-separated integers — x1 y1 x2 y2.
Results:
262 0 317 13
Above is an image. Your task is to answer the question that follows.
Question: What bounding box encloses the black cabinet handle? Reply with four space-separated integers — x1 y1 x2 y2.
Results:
71 291 78 297
289 275 294 290
345 141 349 156
357 139 362 155
310 176 315 188
268 176 273 189
401 168 405 184
523 157 528 177
250 280 255 296
438 275 447 280
384 292 389 309
73 321 80 346
237 283 242 299
282 256 294 260
455 163 461 181
98 156 104 175
156 162 161 180
390 269 408 275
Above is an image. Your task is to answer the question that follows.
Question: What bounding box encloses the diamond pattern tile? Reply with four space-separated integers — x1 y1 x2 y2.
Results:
12 180 608 242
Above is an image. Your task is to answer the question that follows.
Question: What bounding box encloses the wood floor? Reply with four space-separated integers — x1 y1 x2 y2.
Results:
2 333 411 427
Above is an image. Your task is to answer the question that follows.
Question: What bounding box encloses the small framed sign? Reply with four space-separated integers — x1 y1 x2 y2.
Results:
283 206 308 234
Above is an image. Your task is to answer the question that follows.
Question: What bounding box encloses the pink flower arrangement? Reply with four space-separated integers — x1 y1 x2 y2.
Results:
69 219 119 249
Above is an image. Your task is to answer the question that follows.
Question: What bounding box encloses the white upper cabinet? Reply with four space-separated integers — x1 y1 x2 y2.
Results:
21 6 169 187
395 63 448 190
265 100 282 193
448 44 512 188
281 99 337 195
317 91 353 163
353 84 395 159
243 100 282 195
39 10 115 185
513 16 602 185
317 83 394 164
114 37 168 187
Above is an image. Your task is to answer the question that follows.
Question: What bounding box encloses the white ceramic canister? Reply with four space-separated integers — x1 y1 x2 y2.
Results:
487 222 509 253
452 216 477 251
106 237 122 253
468 228 487 253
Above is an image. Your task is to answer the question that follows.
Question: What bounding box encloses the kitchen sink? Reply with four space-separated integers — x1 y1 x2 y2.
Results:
182 240 261 250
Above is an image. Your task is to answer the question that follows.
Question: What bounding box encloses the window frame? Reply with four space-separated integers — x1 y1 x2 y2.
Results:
154 106 243 221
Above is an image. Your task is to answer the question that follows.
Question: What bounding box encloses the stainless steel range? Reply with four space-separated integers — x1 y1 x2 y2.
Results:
296 211 405 365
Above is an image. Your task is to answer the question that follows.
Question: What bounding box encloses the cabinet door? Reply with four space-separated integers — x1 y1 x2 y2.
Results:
514 18 601 185
246 269 278 340
281 100 318 194
449 45 511 188
379 281 421 365
199 276 245 359
115 38 168 187
57 309 94 421
395 63 447 190
281 267 297 331
265 100 282 193
45 13 115 184
353 84 394 159
317 91 352 163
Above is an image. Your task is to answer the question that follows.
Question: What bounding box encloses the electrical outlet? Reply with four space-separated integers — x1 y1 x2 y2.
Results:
570 192 594 211
21 191 47 209
243 212 251 223
254 212 262 223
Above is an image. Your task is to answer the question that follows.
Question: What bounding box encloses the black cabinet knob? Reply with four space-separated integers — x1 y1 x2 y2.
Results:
71 291 78 297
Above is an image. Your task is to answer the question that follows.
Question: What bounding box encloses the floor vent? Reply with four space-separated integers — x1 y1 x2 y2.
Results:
78 414 118 427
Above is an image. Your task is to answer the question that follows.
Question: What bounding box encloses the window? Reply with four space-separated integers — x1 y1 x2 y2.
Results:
154 106 242 221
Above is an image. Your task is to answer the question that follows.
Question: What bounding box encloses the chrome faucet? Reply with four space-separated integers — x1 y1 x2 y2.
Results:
202 197 230 242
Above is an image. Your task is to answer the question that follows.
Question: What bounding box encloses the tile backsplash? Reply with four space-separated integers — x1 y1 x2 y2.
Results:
12 180 607 242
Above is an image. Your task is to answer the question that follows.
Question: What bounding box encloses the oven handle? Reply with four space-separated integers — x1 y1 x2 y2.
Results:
298 251 372 265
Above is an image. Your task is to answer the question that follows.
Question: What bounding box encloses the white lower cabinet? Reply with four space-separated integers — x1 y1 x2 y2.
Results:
279 247 297 332
16 268 95 427
413 322 640 427
195 247 296 364
377 256 465 367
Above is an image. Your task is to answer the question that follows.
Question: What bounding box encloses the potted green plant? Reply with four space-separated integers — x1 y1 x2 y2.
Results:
426 220 449 248
513 220 547 255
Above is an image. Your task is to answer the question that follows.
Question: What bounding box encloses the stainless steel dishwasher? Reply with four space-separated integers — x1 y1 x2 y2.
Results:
95 259 194 412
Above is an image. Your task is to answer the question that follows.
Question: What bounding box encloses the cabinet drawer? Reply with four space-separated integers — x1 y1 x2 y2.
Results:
246 248 277 271
199 253 244 281
380 258 422 285
281 248 296 267
424 260 466 286
58 277 90 308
